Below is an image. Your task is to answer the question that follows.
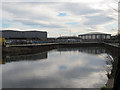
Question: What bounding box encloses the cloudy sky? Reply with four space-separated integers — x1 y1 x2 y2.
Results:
0 0 118 37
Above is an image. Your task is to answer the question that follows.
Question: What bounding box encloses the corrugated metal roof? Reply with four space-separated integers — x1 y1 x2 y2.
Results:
2 30 47 33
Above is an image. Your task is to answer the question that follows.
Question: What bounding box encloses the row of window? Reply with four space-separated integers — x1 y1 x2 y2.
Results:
79 35 111 39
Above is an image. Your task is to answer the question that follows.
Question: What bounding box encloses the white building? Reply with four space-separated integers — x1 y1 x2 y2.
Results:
78 32 111 42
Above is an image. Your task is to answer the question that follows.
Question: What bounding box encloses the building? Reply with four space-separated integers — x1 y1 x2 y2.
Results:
57 36 82 43
2 30 47 39
78 32 111 42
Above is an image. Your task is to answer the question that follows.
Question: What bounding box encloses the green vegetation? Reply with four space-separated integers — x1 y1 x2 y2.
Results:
100 86 106 90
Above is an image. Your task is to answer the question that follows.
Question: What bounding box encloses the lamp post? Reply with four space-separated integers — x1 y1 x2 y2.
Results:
118 1 120 46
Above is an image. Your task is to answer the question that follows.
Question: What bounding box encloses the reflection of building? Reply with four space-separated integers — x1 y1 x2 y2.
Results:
2 30 47 39
78 47 106 55
2 52 47 64
78 32 111 42
57 47 106 55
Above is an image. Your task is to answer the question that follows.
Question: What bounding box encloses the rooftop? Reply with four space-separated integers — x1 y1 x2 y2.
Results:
79 32 111 35
2 30 47 33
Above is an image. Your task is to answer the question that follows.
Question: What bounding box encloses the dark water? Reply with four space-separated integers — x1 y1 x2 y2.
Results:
2 47 113 88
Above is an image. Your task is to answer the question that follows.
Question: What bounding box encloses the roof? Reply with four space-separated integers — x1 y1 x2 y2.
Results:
2 30 47 33
79 32 111 36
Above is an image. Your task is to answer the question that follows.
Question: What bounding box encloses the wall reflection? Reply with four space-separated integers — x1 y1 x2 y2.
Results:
2 47 108 64
57 47 106 55
2 52 47 64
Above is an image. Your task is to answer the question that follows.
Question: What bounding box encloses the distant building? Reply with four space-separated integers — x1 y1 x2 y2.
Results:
78 32 111 42
2 30 47 39
57 36 82 43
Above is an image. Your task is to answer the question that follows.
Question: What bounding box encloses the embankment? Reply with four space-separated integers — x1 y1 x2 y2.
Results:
2 42 104 56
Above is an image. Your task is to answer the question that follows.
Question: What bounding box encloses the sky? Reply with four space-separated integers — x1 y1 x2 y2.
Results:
0 0 118 37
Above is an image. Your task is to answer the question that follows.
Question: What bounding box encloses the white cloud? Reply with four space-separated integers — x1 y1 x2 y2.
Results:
1 1 118 37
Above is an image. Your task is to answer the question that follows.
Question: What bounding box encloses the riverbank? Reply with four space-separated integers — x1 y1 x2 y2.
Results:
103 43 120 89
2 42 104 55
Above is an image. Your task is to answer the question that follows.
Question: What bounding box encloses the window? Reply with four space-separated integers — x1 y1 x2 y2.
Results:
102 35 105 39
93 35 95 39
87 35 89 39
97 35 100 39
84 36 87 39
106 35 110 39
89 35 91 39
83 36 85 39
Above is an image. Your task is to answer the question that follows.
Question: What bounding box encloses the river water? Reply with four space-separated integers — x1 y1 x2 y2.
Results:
2 47 113 88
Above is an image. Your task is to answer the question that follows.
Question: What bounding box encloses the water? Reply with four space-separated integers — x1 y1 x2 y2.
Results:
2 47 113 88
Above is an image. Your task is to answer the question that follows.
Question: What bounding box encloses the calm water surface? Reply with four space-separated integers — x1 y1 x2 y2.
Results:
2 47 112 88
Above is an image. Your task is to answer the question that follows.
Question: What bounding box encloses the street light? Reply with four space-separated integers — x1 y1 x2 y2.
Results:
118 1 120 46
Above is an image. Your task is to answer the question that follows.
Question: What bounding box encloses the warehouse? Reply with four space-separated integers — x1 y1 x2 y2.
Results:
2 30 47 39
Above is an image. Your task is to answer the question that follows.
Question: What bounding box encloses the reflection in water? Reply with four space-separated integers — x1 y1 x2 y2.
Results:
2 52 47 64
57 47 106 55
2 47 113 88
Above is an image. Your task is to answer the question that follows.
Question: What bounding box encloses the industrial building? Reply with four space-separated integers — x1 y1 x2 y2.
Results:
78 32 111 42
2 30 47 39
57 36 82 43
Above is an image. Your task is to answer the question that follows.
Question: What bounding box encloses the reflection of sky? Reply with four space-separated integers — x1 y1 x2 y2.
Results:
59 65 67 70
2 48 109 88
